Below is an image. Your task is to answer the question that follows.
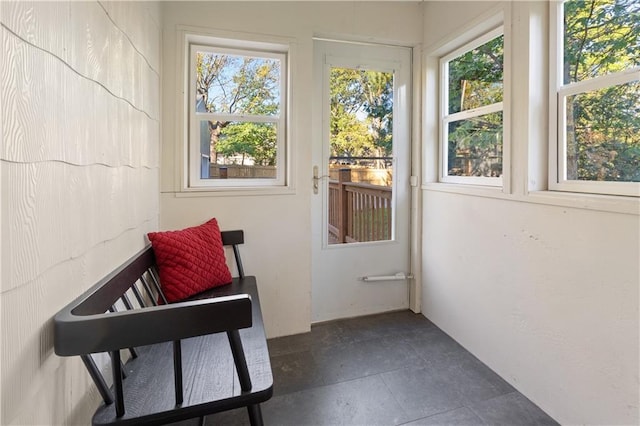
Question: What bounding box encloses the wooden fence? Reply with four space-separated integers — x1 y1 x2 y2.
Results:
328 166 392 186
328 169 392 244
209 164 277 179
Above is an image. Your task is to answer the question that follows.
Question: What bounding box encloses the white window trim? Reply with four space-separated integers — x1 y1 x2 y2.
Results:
184 32 291 191
422 3 639 215
549 1 640 197
439 25 507 188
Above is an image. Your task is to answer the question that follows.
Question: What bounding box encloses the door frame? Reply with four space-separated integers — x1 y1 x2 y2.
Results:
311 37 422 321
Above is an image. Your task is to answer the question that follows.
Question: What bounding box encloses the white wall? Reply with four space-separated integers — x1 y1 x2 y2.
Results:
0 1 161 424
422 2 639 424
1 1 635 424
160 1 423 338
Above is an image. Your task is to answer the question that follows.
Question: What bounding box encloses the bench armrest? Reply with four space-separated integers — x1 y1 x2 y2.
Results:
54 294 252 356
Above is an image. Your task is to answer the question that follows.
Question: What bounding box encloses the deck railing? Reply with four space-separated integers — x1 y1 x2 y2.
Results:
328 169 392 244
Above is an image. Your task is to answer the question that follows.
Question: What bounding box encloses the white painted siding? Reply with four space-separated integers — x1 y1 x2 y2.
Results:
422 2 639 424
0 1 161 424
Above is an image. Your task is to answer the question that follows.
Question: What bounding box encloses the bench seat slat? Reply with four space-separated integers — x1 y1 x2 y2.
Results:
92 277 272 426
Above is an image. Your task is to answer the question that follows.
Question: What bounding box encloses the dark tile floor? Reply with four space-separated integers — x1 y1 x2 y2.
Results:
202 310 558 425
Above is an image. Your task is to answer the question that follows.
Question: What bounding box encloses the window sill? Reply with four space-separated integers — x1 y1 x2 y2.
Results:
422 182 639 215
422 182 507 198
526 190 639 216
166 186 297 198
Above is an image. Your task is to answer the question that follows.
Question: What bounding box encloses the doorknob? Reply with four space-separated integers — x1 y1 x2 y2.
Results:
312 166 329 195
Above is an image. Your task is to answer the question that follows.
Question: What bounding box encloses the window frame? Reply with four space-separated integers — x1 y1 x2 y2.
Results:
186 35 289 190
439 25 506 187
549 1 640 197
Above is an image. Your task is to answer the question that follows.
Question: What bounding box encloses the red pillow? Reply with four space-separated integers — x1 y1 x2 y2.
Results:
147 218 232 303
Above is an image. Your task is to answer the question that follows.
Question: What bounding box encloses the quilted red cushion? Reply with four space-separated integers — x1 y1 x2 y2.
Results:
147 218 232 303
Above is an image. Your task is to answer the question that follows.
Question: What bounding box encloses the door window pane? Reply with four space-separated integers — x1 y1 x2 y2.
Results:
328 67 394 244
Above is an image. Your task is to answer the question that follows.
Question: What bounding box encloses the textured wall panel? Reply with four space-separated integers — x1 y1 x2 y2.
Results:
0 0 160 423
1 27 159 167
3 162 156 292
100 1 161 73
0 18 4 426
1 1 159 119
1 227 154 421
0 1 72 64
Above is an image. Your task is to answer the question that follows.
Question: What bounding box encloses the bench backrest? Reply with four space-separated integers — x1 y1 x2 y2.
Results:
54 230 247 408
63 230 245 317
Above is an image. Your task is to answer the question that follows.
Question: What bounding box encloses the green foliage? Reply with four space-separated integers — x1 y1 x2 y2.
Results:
447 113 503 177
564 0 640 181
331 102 372 157
216 122 277 166
448 35 504 115
564 0 639 83
570 81 640 181
446 34 504 177
443 0 639 182
329 68 394 159
361 71 394 155
196 52 281 166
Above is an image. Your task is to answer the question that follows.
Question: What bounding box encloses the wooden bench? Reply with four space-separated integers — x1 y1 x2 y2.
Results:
54 230 273 425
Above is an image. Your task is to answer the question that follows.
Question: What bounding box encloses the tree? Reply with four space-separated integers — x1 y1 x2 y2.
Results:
446 35 504 176
329 68 394 164
216 122 277 166
564 0 640 181
362 71 394 158
448 35 503 115
196 52 280 166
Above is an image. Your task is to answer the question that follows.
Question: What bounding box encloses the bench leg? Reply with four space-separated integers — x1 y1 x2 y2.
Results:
227 330 252 391
247 404 263 426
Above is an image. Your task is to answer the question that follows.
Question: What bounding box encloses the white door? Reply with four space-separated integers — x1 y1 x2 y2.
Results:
312 40 412 323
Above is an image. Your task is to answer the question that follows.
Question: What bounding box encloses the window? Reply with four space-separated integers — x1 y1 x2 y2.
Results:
440 27 505 186
552 0 640 196
187 36 288 188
